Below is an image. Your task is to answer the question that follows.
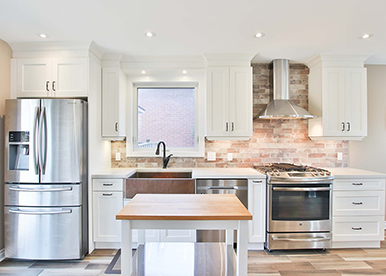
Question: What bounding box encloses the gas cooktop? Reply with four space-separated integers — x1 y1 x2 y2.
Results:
253 163 334 183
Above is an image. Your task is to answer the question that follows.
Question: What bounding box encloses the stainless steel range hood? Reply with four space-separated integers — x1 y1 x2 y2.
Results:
257 59 316 119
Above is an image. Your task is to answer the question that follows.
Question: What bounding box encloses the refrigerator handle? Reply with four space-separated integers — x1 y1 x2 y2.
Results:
33 107 40 175
38 107 47 175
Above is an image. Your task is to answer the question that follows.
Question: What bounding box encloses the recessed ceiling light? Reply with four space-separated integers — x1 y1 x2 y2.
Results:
145 32 156 38
141 70 146 74
38 33 48 38
182 70 187 74
361 33 373 39
254 32 265 38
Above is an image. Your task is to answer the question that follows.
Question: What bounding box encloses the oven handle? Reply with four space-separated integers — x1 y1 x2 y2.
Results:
272 187 331 192
271 235 331 242
270 181 333 185
200 186 244 190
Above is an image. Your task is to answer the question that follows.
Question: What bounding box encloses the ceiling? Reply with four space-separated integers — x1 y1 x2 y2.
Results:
1 0 385 64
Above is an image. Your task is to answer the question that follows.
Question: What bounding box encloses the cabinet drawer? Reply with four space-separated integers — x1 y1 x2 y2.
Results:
333 191 385 216
333 179 385 191
93 178 123 191
332 216 384 242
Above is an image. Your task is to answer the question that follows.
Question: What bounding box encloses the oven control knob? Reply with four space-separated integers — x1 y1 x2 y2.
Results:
275 172 281 176
326 171 331 175
270 172 275 176
320 171 325 176
299 222 303 226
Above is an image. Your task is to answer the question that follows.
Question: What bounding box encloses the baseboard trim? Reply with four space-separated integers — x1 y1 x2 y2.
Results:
0 248 5 262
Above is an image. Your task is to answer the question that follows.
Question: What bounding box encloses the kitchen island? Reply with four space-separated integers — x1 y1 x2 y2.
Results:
116 194 252 276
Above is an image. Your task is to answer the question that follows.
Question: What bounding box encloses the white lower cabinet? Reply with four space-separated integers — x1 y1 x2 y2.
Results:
93 191 123 243
248 179 266 249
332 178 385 248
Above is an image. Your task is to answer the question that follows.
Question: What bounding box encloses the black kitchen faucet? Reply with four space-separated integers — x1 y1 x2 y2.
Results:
155 141 173 169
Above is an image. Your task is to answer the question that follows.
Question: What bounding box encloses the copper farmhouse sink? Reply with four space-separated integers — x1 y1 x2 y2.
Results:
125 171 194 198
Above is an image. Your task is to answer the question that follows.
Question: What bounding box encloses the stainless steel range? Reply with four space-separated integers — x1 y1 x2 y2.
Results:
253 163 334 250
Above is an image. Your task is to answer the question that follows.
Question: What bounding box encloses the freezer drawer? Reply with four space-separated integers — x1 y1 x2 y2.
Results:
4 206 84 260
5 183 82 207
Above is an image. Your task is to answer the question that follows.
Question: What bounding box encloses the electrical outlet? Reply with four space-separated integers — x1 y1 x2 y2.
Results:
337 152 343 161
227 153 233 161
115 152 121 161
207 152 216 161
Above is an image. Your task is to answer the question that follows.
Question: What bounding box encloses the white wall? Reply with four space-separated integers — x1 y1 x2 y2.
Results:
0 39 12 251
349 65 386 173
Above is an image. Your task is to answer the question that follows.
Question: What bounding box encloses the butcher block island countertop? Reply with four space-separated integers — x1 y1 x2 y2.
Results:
116 194 252 220
117 194 252 276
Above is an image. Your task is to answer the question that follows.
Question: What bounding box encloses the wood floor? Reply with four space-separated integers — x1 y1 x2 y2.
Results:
2 239 386 276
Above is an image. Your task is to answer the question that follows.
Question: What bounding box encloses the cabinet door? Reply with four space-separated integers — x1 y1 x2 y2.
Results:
229 67 252 137
248 179 266 243
345 68 367 137
16 59 52 97
206 67 230 137
51 58 88 97
102 67 123 138
322 68 346 136
93 191 123 242
160 230 196 242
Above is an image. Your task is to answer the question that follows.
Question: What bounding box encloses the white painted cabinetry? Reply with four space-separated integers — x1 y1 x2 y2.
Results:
14 58 88 98
307 55 369 140
206 67 252 140
101 67 126 139
93 178 124 248
248 179 266 250
332 178 385 248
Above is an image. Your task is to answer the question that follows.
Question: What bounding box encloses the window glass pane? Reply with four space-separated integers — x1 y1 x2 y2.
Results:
137 88 195 148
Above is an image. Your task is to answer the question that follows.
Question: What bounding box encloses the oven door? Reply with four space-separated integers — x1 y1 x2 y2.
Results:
267 184 331 232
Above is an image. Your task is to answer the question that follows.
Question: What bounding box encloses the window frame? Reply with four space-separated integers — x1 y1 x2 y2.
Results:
126 81 205 157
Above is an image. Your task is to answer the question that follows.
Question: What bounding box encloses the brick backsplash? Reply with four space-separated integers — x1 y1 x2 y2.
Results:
111 64 348 168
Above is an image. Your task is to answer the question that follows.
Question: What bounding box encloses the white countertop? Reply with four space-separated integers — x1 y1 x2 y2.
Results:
92 167 386 179
324 167 386 179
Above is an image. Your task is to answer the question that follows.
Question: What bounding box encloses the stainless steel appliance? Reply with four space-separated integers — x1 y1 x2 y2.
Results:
195 179 248 242
4 99 88 260
254 163 333 250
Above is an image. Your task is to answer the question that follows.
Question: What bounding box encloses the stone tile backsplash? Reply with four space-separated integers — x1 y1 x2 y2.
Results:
111 64 348 168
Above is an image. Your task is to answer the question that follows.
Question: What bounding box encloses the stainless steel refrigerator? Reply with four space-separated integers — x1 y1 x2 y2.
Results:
4 99 88 260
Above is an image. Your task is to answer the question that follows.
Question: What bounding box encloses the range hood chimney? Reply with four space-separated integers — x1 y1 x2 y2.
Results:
256 59 316 119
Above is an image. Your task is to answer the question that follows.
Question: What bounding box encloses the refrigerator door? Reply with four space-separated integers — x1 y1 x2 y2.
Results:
4 183 82 207
5 99 40 183
4 206 84 259
40 99 85 183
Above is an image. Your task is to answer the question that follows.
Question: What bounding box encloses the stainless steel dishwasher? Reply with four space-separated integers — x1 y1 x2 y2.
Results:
195 179 248 242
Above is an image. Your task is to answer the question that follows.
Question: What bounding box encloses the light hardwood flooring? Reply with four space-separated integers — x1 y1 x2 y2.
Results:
2 240 386 276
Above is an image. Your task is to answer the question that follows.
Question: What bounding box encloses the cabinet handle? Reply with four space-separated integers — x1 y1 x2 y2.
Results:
115 123 119 132
103 183 113 186
352 201 363 205
347 122 351 131
352 182 363 186
341 122 345 131
103 193 113 196
226 122 229 131
231 122 234 131
52 81 56 92
352 227 362 231
46 81 50 92
252 180 262 183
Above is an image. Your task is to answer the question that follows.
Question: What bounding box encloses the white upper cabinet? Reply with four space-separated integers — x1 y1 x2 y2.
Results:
307 55 369 140
14 58 88 98
101 67 126 139
206 66 252 140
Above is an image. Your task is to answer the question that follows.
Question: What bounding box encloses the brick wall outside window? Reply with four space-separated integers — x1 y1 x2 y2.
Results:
111 64 348 168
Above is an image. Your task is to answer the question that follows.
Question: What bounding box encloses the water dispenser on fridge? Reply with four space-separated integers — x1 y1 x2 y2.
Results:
8 131 30 171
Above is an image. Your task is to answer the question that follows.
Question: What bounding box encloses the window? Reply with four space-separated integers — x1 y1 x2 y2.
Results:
129 84 204 157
